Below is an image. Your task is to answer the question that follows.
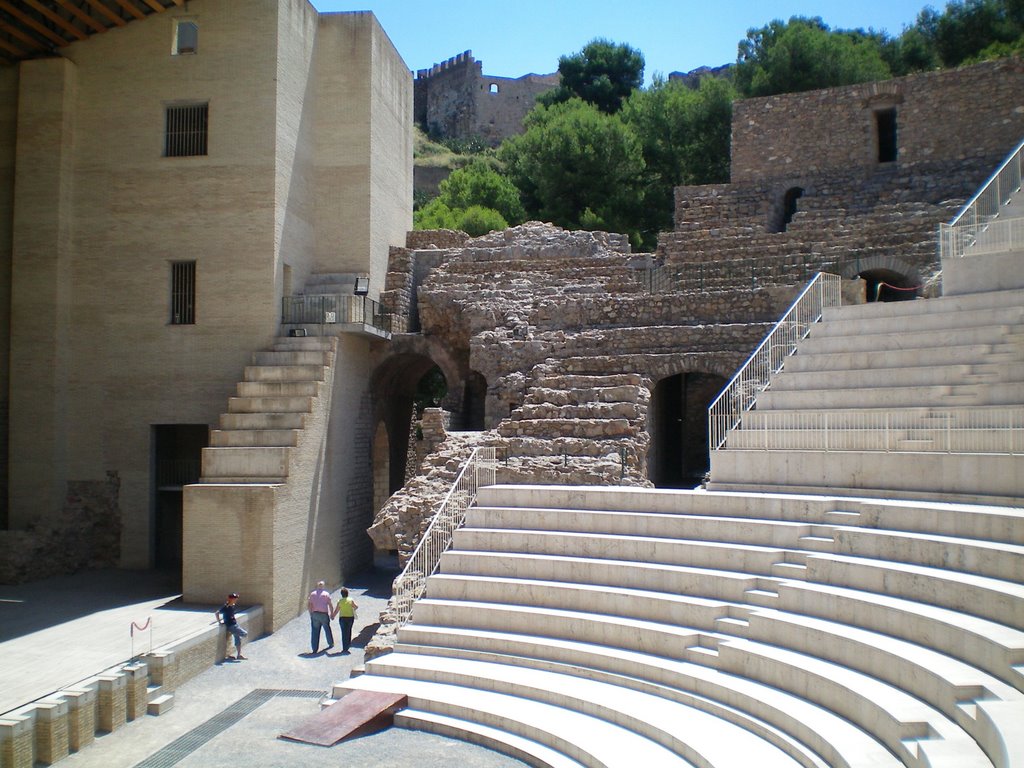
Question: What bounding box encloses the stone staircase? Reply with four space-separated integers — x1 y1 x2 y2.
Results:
337 484 1024 768
495 365 650 486
201 336 336 483
708 287 1024 503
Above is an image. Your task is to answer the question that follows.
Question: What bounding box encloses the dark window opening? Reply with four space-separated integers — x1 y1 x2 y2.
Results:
165 103 208 157
171 260 196 324
781 187 804 232
876 108 897 163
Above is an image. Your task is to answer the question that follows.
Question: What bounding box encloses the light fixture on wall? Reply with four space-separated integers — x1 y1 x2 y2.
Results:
354 277 370 296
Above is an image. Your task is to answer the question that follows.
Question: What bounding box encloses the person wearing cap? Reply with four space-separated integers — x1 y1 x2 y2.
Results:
307 580 334 653
216 593 248 661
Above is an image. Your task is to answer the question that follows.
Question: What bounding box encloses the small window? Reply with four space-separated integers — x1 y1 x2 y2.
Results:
876 108 897 163
171 261 196 325
489 83 499 94
164 103 208 157
174 20 198 55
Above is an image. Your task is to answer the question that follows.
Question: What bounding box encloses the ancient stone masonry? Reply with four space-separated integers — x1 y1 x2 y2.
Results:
414 51 559 146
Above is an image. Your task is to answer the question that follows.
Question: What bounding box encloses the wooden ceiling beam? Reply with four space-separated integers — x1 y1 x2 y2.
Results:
0 34 27 57
22 0 88 40
140 0 165 12
51 0 107 34
109 0 145 21
79 0 126 27
0 1 69 47
0 15 47 51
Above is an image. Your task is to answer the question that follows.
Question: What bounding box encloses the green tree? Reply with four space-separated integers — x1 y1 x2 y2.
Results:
932 0 1022 65
622 76 735 245
499 99 646 244
735 17 892 97
540 39 645 114
433 159 526 225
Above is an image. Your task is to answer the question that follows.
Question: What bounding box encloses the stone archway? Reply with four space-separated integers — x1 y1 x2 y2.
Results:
841 255 921 302
648 370 728 489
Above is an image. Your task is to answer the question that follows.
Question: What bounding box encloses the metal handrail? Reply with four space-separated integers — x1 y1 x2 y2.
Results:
390 447 497 628
940 136 1024 260
709 272 842 451
281 294 402 333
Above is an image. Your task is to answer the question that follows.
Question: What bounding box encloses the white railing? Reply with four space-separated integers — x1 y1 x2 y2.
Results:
723 406 1024 454
709 272 842 451
940 136 1024 260
390 447 497 628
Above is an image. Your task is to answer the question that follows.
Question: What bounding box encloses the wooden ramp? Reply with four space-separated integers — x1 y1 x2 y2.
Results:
279 689 407 747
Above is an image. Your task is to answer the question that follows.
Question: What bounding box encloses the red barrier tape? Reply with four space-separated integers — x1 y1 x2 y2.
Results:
131 618 151 636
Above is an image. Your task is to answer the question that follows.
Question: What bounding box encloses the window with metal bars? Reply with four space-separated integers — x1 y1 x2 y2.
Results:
171 261 196 325
164 104 208 157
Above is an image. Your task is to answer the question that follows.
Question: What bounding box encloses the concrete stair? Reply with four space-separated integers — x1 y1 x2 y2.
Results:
201 336 334 483
341 485 1024 768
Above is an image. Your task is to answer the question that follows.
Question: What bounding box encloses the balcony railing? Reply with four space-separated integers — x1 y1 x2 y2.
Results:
709 272 842 451
281 294 405 334
940 136 1024 260
390 447 497 629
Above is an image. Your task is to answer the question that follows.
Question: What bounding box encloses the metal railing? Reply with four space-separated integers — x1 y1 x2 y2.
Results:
390 447 497 628
940 136 1024 260
281 294 403 334
709 272 842 450
724 406 1024 455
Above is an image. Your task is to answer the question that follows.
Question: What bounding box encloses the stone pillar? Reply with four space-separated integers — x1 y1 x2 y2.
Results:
63 687 96 752
123 662 149 721
96 673 127 733
32 699 69 765
8 57 78 530
0 714 33 768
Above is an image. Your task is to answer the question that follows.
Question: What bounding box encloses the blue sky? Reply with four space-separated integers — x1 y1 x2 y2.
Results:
310 1 937 84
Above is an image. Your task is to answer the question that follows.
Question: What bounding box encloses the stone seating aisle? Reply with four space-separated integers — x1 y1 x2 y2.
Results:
338 485 1023 768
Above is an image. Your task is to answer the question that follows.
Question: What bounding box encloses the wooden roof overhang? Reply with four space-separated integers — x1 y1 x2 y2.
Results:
0 0 182 62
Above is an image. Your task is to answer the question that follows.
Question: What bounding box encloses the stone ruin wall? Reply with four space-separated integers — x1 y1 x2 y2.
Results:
414 51 558 146
731 57 1024 184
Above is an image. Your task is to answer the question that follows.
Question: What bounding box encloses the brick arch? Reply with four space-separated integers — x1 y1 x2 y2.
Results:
840 254 922 287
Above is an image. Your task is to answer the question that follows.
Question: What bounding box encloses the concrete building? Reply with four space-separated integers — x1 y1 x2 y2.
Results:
0 0 413 627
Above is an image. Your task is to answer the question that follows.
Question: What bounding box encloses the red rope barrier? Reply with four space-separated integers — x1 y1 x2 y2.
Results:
131 618 151 636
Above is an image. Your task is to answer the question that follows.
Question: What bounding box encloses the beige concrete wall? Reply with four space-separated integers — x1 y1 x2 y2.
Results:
0 64 17 528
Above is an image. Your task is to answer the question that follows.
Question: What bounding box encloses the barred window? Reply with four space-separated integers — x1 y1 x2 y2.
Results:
164 104 208 157
174 20 198 55
171 261 196 325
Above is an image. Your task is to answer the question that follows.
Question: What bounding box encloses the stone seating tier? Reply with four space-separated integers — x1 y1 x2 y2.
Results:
340 485 1023 768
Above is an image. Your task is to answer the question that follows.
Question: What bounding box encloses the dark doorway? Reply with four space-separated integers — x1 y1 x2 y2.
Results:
781 187 804 232
463 371 487 430
876 108 897 163
152 424 207 573
649 372 726 488
858 268 918 302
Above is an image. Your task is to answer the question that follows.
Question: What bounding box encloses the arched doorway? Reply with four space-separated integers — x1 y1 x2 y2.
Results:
858 267 919 302
648 371 727 488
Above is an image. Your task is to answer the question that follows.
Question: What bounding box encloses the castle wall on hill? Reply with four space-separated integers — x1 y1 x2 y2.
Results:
414 51 558 146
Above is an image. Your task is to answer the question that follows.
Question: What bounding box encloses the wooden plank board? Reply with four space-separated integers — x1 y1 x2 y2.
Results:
279 690 407 747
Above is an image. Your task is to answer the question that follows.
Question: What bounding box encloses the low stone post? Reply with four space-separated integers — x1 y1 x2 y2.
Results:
63 686 96 752
96 672 127 733
123 662 149 721
0 713 34 768
32 699 69 765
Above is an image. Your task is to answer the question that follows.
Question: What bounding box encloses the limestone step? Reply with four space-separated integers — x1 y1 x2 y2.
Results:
756 381 1024 410
394 709 587 768
226 395 314 414
341 672 695 767
776 580 1024 689
495 438 638 458
252 349 332 366
147 693 174 716
269 336 336 352
524 385 649 406
243 364 327 383
771 362 1024 391
813 304 1024 338
209 429 299 447
200 446 291 480
722 425 1024 453
496 418 635 438
738 404 1024 431
361 653 807 768
706 637 994 768
531 373 646 389
784 342 1024 373
236 381 322 397
218 412 307 430
512 402 643 421
795 323 1023 356
391 624 903 768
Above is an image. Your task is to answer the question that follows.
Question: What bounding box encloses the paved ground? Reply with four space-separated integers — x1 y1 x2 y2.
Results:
1 567 526 768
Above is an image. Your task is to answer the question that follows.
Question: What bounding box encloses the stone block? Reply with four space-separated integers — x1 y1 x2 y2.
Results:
146 694 174 716
62 686 96 752
123 662 149 721
0 715 33 768
96 673 127 733
32 699 69 765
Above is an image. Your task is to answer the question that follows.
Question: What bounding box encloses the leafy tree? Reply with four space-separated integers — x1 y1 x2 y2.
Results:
622 76 735 244
457 206 510 237
735 17 892 97
932 0 1022 65
499 99 646 244
540 39 645 114
413 199 509 236
433 159 526 225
